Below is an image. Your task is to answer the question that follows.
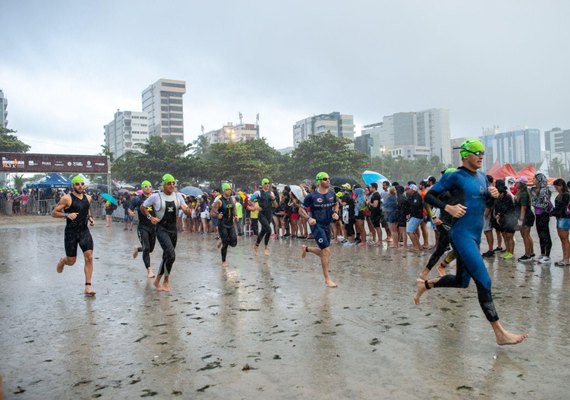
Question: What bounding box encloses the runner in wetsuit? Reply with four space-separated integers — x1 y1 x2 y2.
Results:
250 178 277 256
52 175 96 296
211 182 238 267
415 139 528 345
418 168 456 279
140 174 190 292
299 172 340 288
130 180 156 278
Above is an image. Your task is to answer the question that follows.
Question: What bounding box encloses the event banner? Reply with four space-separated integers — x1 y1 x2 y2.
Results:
0 152 109 173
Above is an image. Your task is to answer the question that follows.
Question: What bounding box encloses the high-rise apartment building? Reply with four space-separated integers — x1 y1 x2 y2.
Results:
293 112 355 147
479 128 541 168
360 108 451 164
0 89 7 128
104 110 149 159
545 127 570 154
142 79 186 144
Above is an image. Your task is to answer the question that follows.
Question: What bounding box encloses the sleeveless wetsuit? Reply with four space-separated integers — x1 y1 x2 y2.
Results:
131 194 156 270
64 193 94 257
425 167 499 322
217 195 238 262
251 190 274 246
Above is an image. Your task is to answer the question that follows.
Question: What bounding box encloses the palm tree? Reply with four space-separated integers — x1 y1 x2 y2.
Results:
13 174 25 192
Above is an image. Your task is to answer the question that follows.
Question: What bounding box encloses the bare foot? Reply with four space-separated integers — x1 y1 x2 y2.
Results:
414 278 428 305
358 242 366 248
222 261 228 268
264 247 270 256
84 284 96 296
418 268 430 280
162 281 171 292
301 245 308 259
325 280 338 288
496 331 529 346
254 246 259 255
56 257 65 273
147 268 155 278
154 279 163 291
133 246 139 259
437 264 446 276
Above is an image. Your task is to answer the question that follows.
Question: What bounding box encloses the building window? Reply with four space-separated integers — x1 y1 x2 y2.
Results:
162 82 186 89
169 98 182 104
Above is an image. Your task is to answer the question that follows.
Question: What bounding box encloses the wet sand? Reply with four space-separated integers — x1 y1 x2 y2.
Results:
1 219 569 399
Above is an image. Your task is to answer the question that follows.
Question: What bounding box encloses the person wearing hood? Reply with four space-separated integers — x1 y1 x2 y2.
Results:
531 173 552 263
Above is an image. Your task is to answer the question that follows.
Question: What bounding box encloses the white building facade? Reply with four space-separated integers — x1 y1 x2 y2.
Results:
203 122 258 144
360 108 451 164
104 110 149 159
142 79 186 144
293 112 355 148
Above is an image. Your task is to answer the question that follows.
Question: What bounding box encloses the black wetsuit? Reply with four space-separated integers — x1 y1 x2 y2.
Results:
156 197 178 276
254 190 274 246
425 190 453 271
217 196 238 262
131 194 156 270
64 193 93 257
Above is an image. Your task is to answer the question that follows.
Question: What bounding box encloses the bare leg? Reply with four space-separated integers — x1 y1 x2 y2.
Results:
414 277 440 305
491 320 528 345
147 267 155 278
83 250 95 296
56 256 77 273
162 276 171 292
320 247 337 287
154 275 163 291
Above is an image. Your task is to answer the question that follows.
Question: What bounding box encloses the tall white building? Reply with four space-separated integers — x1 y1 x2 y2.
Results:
104 110 149 159
293 112 355 147
202 122 258 144
0 89 7 128
480 127 541 170
142 79 186 144
360 108 451 164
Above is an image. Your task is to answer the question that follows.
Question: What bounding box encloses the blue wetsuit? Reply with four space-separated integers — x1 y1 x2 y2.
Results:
425 167 499 322
302 189 337 249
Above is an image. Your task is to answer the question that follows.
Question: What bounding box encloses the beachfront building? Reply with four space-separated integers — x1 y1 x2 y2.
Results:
104 110 149 159
142 79 186 144
293 112 355 148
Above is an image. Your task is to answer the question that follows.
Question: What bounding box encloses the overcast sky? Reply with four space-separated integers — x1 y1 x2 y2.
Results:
2 0 569 155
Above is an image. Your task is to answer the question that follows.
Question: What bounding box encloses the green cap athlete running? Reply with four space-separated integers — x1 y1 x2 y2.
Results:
162 174 175 186
141 180 152 188
457 139 485 159
261 178 270 185
71 175 84 185
221 182 232 192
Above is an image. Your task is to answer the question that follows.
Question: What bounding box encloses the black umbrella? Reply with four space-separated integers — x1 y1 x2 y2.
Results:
329 176 359 188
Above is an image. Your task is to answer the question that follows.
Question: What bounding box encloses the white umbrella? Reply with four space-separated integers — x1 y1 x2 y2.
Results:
289 185 305 202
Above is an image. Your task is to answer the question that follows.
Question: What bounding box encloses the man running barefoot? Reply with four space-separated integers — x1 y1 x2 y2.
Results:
52 175 96 296
130 180 156 278
140 174 190 292
249 178 278 256
416 139 528 345
299 172 340 288
210 182 238 267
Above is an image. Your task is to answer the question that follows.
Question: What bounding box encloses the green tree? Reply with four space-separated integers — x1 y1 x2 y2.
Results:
13 174 25 192
0 127 31 153
290 134 367 181
99 144 114 162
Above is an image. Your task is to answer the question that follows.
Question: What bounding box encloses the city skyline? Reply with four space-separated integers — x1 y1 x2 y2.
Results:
1 1 569 155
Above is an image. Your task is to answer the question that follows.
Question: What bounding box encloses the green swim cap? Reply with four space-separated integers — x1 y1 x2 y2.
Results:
459 138 484 158
162 173 175 185
316 172 329 182
141 180 152 188
221 182 232 191
261 178 270 185
71 175 84 185
443 167 457 174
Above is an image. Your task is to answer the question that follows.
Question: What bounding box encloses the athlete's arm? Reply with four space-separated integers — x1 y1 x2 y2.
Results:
210 198 223 219
52 194 75 220
86 194 95 225
141 193 160 224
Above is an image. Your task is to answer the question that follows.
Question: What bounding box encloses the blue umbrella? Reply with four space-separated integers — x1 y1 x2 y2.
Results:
101 192 118 206
180 186 203 197
362 170 390 186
